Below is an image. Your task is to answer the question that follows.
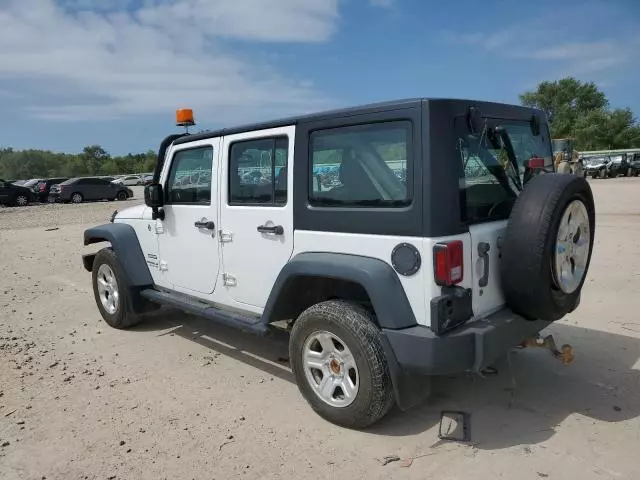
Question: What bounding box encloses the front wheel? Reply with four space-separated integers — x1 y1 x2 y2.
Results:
289 300 394 429
91 248 142 329
116 190 128 201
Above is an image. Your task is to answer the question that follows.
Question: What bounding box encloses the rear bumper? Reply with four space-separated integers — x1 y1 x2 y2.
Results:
382 309 550 376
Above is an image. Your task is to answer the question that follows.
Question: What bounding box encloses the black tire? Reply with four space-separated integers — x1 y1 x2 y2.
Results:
116 190 128 201
14 194 29 207
91 248 141 329
71 192 83 204
289 300 394 429
501 173 595 321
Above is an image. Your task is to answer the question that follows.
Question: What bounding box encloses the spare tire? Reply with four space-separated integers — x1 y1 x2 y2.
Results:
500 173 595 321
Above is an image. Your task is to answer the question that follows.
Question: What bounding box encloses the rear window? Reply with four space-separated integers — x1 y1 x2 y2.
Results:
456 117 552 223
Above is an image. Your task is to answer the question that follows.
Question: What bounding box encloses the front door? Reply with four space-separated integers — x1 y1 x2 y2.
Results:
157 140 221 295
219 126 295 308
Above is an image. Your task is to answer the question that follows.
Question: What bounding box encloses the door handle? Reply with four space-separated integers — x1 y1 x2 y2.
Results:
478 242 490 288
257 224 284 235
194 220 215 230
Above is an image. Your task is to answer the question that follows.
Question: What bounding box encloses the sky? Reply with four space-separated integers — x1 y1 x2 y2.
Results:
1 0 639 155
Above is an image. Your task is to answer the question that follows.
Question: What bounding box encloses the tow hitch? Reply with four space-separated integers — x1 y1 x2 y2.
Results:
520 334 574 364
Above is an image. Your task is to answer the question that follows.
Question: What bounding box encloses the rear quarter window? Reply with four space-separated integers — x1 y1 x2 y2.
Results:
309 121 411 207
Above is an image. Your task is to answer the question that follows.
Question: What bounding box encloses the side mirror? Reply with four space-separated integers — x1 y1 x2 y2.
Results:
144 183 164 208
145 183 165 220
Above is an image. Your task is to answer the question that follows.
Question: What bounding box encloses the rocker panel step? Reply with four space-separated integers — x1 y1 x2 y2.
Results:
140 289 268 335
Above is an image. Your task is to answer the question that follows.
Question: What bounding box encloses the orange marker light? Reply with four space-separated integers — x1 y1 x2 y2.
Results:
176 108 195 127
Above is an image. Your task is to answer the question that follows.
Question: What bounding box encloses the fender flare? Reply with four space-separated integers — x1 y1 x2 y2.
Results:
83 223 153 287
261 252 417 330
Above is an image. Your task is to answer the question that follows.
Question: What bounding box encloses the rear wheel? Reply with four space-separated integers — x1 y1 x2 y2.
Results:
501 174 595 321
14 194 28 207
71 192 83 204
289 300 394 429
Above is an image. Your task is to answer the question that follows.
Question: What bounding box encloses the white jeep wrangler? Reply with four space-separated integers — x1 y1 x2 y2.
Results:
82 99 595 428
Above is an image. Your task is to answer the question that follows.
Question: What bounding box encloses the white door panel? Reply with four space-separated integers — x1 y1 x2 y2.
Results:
219 126 295 309
468 220 507 318
156 139 221 295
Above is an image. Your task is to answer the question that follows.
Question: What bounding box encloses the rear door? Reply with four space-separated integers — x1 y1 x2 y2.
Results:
219 126 295 309
456 117 552 318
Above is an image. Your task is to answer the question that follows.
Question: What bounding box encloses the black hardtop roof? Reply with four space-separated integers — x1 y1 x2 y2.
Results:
173 97 544 145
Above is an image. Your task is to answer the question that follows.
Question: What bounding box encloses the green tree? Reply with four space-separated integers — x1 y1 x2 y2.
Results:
81 145 110 175
520 77 640 150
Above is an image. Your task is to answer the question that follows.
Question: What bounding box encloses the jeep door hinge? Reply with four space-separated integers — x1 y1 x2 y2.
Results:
154 220 165 234
219 230 233 243
159 261 168 272
223 273 236 286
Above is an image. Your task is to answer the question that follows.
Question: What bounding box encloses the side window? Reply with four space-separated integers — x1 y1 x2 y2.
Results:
77 179 89 185
228 136 288 206
165 146 214 205
309 121 410 207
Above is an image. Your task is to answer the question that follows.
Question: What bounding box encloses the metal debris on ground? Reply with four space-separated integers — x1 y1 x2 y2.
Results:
378 455 400 466
438 411 471 443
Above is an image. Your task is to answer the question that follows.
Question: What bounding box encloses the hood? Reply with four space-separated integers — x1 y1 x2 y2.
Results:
114 204 148 220
586 161 606 169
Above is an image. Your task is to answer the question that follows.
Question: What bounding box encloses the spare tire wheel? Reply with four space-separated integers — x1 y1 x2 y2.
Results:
500 173 595 321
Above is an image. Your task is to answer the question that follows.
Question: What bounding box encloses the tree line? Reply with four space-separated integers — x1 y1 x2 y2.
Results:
1 77 639 180
0 145 157 181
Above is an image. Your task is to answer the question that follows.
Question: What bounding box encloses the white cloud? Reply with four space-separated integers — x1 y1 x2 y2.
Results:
443 24 637 78
0 0 341 121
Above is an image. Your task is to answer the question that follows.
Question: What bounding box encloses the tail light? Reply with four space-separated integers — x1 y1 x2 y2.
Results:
433 240 464 286
526 156 545 169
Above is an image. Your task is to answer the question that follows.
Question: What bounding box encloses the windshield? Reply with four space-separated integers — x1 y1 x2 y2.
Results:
588 157 608 165
456 117 552 223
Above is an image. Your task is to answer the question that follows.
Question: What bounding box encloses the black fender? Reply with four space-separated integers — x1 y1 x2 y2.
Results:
83 223 153 287
262 252 429 410
261 252 417 330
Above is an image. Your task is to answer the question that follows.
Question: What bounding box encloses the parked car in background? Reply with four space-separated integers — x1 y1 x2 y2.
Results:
112 175 141 186
584 156 611 178
21 178 44 190
0 178 35 206
607 155 631 177
33 177 69 203
627 153 640 176
138 174 153 185
48 177 133 204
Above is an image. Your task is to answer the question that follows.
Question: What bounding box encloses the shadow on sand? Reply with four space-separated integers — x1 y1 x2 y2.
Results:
131 309 640 450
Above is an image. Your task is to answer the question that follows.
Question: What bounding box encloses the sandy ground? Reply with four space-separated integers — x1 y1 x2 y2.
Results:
1 180 639 480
